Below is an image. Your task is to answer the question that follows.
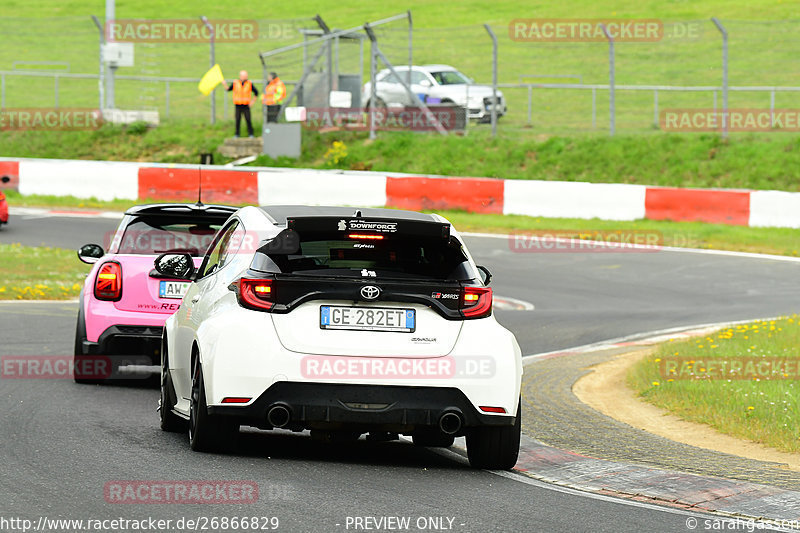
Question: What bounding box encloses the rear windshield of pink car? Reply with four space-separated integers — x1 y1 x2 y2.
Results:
117 219 223 255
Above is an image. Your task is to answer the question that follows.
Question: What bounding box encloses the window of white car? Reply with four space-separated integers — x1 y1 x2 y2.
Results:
198 220 241 278
429 71 472 85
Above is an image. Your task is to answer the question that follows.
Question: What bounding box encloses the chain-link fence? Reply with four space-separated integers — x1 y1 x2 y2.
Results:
0 16 319 122
1 16 799 134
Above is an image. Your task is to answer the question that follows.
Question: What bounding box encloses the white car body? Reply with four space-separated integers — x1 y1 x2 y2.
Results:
159 205 522 469
362 64 506 121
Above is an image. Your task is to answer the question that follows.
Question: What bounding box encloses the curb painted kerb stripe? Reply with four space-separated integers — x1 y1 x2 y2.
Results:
5 156 800 228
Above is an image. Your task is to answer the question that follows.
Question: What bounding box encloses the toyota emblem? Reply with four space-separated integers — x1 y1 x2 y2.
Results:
360 285 380 300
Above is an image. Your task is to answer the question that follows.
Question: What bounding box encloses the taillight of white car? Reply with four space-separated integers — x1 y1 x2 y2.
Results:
461 286 492 319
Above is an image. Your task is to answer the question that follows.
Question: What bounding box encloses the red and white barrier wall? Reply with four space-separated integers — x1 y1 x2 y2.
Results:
1 157 799 228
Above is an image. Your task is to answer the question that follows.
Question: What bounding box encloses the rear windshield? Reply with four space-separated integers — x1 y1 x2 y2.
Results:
116 217 225 255
252 234 476 281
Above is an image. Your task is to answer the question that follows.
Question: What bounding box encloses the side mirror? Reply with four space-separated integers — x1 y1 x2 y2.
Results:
477 265 492 286
419 79 432 88
77 243 105 264
1 176 10 184
154 253 196 280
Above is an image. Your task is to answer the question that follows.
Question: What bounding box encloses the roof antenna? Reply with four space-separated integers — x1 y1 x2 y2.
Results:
196 165 204 207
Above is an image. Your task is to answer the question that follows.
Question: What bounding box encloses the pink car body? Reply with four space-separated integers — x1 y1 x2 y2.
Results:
74 203 237 379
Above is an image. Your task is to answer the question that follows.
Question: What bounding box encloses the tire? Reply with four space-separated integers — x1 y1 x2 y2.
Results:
366 97 387 110
412 430 455 448
159 336 185 432
188 360 236 452
73 292 101 385
466 400 521 470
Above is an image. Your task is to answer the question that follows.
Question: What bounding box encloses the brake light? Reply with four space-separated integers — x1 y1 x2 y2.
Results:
479 406 507 414
94 261 122 301
348 233 384 240
461 286 492 319
237 278 274 311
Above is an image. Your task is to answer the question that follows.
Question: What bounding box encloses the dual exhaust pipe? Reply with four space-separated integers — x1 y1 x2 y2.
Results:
267 403 291 428
268 403 464 435
438 410 463 435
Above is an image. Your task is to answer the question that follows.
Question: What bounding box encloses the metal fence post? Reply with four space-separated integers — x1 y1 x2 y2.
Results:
165 81 170 119
201 16 216 125
407 11 413 90
91 15 105 111
105 0 116 109
770 89 775 128
653 89 658 128
527 85 532 126
711 17 728 138
600 24 615 136
592 87 596 129
484 23 498 138
367 24 378 141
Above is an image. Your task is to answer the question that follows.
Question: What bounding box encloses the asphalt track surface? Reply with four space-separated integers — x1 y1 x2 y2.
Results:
2 213 799 532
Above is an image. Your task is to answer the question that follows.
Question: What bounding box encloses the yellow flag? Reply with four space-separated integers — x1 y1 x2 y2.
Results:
198 64 224 96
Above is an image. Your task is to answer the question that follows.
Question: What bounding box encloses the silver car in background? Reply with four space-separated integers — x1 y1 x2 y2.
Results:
362 64 506 122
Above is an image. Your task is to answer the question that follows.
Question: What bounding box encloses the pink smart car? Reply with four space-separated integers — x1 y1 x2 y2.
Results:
74 203 237 383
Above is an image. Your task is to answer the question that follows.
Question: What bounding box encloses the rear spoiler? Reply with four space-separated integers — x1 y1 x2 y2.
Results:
287 216 451 239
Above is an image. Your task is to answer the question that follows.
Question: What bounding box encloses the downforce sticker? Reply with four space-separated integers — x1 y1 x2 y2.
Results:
338 219 398 233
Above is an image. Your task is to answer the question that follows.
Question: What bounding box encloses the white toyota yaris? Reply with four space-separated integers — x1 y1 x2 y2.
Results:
156 205 522 469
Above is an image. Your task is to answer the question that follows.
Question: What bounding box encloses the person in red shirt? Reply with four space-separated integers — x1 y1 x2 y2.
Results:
226 70 259 137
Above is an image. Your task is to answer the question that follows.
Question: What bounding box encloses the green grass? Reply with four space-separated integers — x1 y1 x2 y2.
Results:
0 2 798 134
4 125 800 191
0 243 89 300
5 190 149 211
628 316 800 453
0 121 229 164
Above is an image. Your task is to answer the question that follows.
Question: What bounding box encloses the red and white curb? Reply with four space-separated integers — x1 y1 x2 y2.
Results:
4 157 800 228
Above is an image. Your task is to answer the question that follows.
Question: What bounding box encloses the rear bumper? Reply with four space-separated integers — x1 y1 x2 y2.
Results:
81 324 163 359
207 382 516 433
84 296 174 343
